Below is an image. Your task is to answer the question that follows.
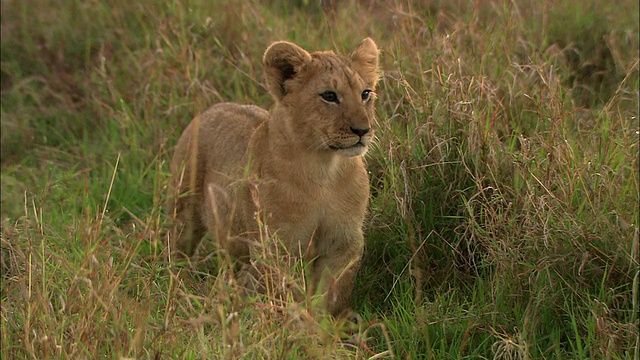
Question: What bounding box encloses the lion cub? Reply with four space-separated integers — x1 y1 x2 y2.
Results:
169 38 379 317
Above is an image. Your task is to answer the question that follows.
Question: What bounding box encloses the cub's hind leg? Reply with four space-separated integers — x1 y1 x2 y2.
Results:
169 122 207 259
170 193 206 258
172 196 207 258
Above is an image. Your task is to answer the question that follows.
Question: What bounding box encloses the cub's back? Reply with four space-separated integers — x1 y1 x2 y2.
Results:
171 103 267 188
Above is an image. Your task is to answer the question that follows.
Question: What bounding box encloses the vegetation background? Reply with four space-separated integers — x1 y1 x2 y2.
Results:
1 0 638 358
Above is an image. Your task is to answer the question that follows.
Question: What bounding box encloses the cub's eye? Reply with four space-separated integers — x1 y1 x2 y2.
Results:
361 89 372 102
320 91 339 104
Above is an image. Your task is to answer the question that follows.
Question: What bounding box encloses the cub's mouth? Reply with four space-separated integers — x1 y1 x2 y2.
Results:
328 142 366 151
327 140 369 157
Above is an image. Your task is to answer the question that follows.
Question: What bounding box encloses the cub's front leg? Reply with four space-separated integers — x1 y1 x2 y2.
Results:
311 228 365 318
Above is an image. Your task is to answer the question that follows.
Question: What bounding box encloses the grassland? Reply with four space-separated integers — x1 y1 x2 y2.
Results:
1 0 638 358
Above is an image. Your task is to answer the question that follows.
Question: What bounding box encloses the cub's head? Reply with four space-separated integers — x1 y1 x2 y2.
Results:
263 38 380 157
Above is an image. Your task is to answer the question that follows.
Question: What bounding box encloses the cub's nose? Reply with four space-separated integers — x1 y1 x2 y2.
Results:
350 126 370 137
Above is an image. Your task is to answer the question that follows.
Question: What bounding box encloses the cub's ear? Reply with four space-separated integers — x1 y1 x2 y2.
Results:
350 37 380 89
263 41 312 101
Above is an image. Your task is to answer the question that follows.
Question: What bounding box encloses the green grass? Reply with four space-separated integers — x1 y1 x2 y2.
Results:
1 0 638 358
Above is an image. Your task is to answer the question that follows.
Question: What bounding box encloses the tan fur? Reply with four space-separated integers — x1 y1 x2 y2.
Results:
169 38 380 317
